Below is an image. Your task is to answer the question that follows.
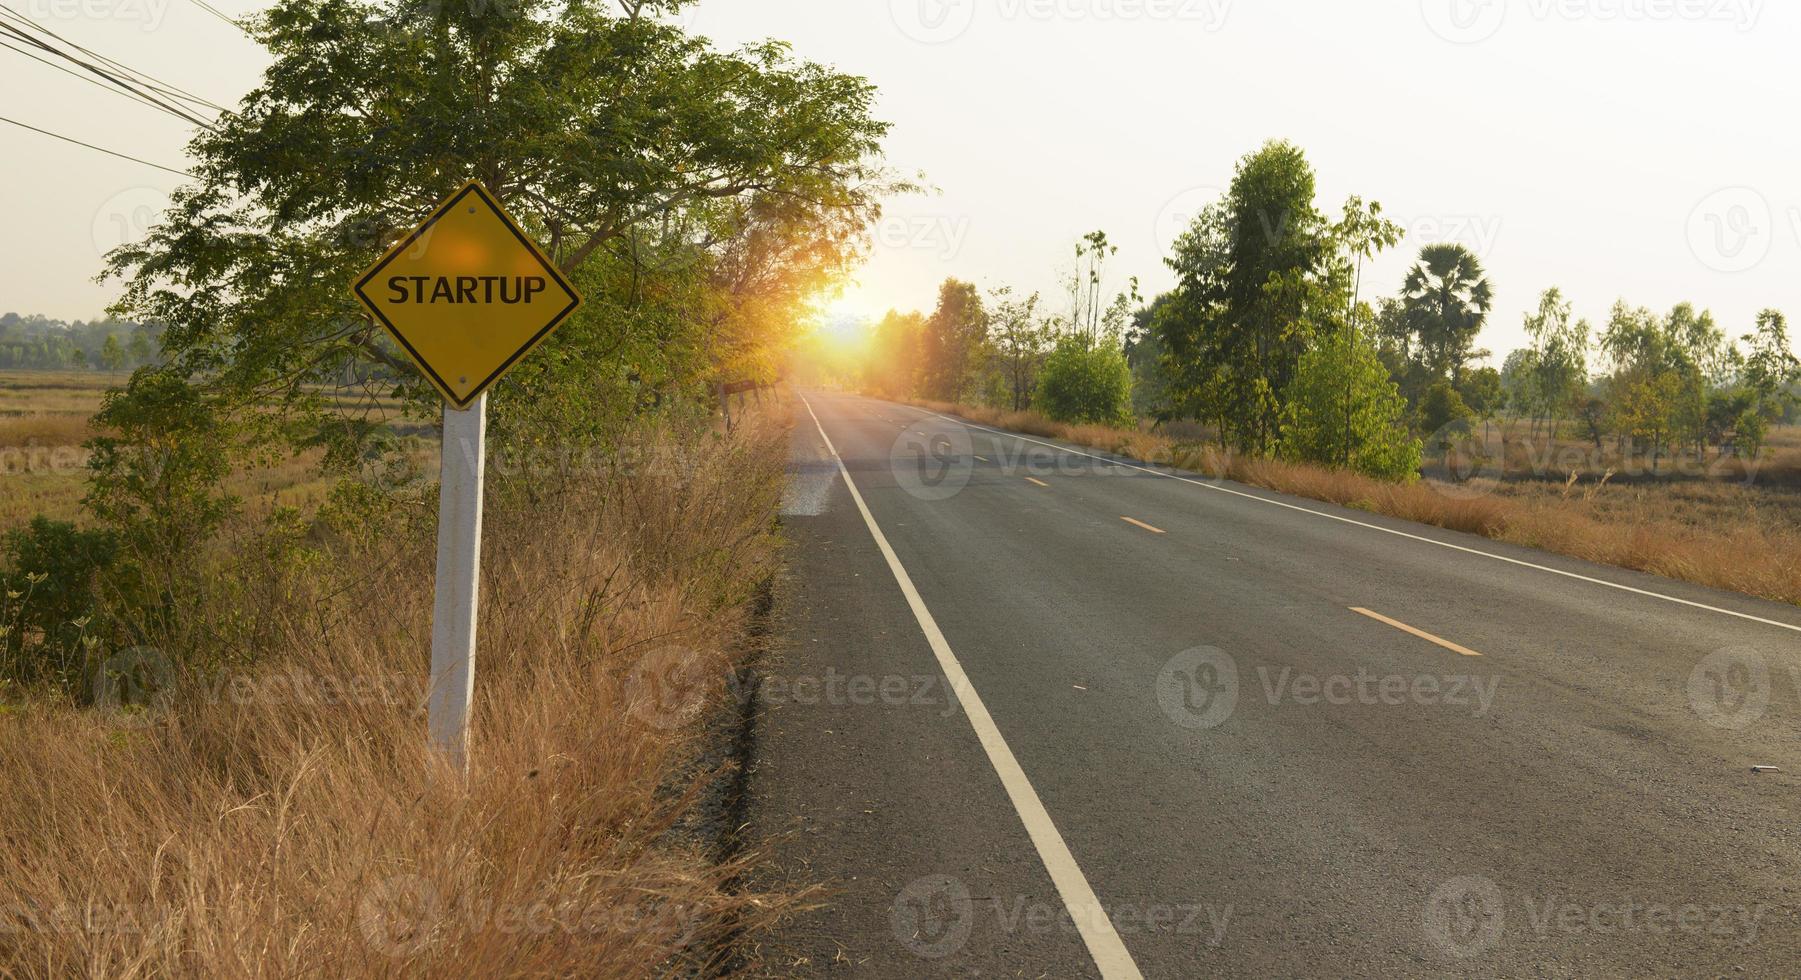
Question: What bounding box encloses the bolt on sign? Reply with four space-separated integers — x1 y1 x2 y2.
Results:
353 180 583 408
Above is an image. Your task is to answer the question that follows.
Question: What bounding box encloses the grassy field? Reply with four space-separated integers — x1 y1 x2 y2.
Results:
910 398 1801 609
0 370 427 529
0 375 793 975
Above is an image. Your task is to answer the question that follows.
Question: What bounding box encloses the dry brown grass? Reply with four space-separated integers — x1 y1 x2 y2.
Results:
0 371 428 535
0 412 93 449
0 408 794 977
912 398 1801 608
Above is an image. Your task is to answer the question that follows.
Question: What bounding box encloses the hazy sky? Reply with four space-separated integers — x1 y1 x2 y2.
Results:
5 0 1799 359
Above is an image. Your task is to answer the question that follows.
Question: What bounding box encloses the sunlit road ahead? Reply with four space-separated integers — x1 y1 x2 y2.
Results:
747 388 1801 977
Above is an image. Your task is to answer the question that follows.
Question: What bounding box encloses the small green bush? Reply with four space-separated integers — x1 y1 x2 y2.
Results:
1034 335 1134 426
1 517 119 695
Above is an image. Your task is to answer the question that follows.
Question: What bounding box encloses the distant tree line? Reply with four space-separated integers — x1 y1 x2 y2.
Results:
863 231 1141 427
0 313 162 373
854 139 1801 480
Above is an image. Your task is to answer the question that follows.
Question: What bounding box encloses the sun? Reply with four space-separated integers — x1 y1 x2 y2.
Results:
814 291 877 351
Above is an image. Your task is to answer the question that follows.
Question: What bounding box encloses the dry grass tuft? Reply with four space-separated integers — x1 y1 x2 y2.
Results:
0 410 793 977
0 413 93 449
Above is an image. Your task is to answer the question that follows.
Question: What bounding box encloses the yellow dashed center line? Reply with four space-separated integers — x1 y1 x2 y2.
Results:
1025 477 1050 487
1350 607 1484 657
974 455 989 462
1121 517 1166 534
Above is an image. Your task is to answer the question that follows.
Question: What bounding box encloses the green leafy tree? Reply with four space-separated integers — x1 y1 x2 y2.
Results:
1159 140 1336 453
1517 288 1590 439
1459 365 1504 443
104 0 894 471
1399 243 1493 384
1035 334 1134 426
1611 369 1685 474
920 279 988 402
988 286 1049 411
100 334 126 376
1419 380 1474 458
1327 197 1403 465
1742 309 1799 420
127 329 154 367
1599 302 1713 459
1067 231 1139 344
865 309 925 398
1279 322 1420 480
1735 408 1769 458
1125 296 1175 420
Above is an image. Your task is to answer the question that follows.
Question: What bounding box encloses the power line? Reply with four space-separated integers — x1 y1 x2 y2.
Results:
0 114 195 178
0 22 216 129
0 34 216 129
3 7 227 113
0 5 228 114
180 0 250 36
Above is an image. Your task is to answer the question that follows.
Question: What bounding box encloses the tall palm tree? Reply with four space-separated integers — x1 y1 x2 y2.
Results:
1400 243 1493 384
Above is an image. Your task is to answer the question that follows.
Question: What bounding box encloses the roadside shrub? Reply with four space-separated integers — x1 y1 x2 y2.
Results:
0 517 118 696
81 370 238 650
1034 334 1134 426
1279 326 1422 481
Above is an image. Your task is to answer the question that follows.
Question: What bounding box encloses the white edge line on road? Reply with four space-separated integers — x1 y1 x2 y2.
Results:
801 394 1144 980
879 401 1801 638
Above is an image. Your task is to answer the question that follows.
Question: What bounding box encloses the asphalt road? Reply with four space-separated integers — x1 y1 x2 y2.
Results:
745 389 1801 978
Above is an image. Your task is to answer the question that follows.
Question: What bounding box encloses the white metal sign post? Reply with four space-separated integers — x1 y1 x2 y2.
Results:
350 181 583 774
427 394 486 771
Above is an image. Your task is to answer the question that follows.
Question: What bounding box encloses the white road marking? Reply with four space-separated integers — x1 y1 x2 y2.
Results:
801 394 1144 980
873 399 1801 638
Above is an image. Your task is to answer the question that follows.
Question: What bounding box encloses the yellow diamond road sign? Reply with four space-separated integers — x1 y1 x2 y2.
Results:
353 181 582 409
